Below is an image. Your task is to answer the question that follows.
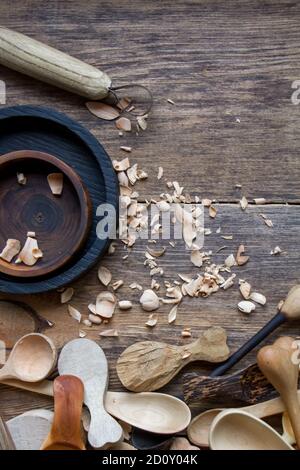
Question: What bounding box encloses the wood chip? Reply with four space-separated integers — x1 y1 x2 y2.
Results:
249 292 266 305
96 291 117 318
270 246 281 255
113 157 130 172
98 266 112 286
116 97 132 111
260 213 273 227
85 102 120 120
181 328 191 338
136 115 148 131
140 289 160 311
168 305 177 324
88 303 97 315
17 172 26 185
88 313 102 325
99 329 118 337
220 273 236 290
129 282 143 290
61 287 74 304
27 231 36 238
120 146 132 153
19 237 41 266
167 98 175 105
157 167 164 180
145 313 158 327
202 198 212 207
68 305 81 322
238 300 256 314
254 198 266 204
240 196 248 210
0 239 21 262
112 280 124 291
221 235 233 240
190 250 203 267
82 319 92 327
147 246 166 258
115 117 131 132
239 281 251 299
47 173 63 196
225 254 236 268
79 330 87 338
209 205 217 218
108 242 117 255
118 300 132 310
236 244 249 266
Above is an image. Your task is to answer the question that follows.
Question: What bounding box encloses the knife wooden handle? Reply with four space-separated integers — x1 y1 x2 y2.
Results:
0 27 111 99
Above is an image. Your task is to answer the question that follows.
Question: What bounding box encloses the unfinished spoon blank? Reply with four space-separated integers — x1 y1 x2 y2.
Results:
117 326 230 392
209 409 294 450
187 391 300 447
2 378 191 435
58 338 123 448
0 333 56 382
6 410 53 450
257 336 300 448
40 375 85 450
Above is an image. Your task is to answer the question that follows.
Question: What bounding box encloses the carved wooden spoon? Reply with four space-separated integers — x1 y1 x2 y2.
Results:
40 375 85 450
117 327 230 392
257 336 300 448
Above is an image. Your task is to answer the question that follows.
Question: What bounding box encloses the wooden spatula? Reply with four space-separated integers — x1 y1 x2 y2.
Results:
40 375 85 450
117 327 229 392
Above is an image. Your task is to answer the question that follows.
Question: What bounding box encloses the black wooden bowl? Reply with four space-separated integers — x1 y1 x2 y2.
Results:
0 105 119 294
0 150 92 278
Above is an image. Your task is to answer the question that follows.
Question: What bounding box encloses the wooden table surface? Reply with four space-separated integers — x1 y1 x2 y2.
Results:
0 0 300 433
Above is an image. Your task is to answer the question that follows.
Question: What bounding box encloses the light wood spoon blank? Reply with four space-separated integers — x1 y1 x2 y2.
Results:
0 333 56 382
40 375 85 450
209 409 294 450
7 410 53 450
117 326 230 392
188 391 300 447
1 378 191 434
257 336 300 448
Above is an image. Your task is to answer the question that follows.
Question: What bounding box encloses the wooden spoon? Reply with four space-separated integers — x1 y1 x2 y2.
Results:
7 410 53 450
257 337 300 448
1 378 191 434
117 326 230 392
40 375 85 450
188 391 300 447
209 409 294 450
0 333 56 382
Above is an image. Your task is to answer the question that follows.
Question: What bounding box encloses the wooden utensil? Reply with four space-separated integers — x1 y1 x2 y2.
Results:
0 416 15 450
0 27 111 100
257 336 300 448
0 150 92 278
183 285 300 402
187 391 300 447
7 410 53 450
209 409 294 450
58 338 123 448
0 333 56 382
41 375 85 450
117 326 230 392
1 378 191 435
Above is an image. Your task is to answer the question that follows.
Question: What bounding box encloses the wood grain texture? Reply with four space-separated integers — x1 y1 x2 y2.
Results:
0 0 300 432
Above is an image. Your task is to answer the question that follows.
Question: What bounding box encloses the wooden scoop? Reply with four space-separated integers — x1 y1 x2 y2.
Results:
40 375 85 450
117 326 230 392
257 336 300 448
0 333 56 382
188 391 300 447
1 378 191 435
209 409 294 450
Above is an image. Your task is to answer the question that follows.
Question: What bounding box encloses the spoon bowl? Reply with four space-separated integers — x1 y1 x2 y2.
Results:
209 409 294 450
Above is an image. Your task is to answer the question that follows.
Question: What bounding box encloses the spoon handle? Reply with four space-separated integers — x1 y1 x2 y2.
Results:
1 378 54 396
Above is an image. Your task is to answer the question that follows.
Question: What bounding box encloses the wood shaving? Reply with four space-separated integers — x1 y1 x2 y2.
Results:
112 280 124 291
238 300 256 314
68 305 81 322
157 167 164 180
118 300 132 310
168 305 177 324
85 102 120 120
190 250 203 267
145 313 158 327
27 231 36 238
220 273 236 290
129 282 143 290
147 246 166 258
249 292 266 305
270 246 281 255
113 157 130 172
88 313 102 325
79 330 87 338
17 172 27 185
116 97 132 111
96 291 117 318
202 198 212 207
136 115 148 131
98 266 112 286
115 117 131 132
260 213 273 227
32 248 43 259
221 235 233 240
19 237 42 266
240 196 248 210
120 146 132 153
140 289 160 311
88 303 97 315
254 198 266 204
82 319 92 327
181 328 191 338
156 200 170 212
167 98 175 105
236 244 249 266
99 329 118 337
209 205 217 218
225 254 236 268
239 281 251 299
118 171 129 187
47 173 63 196
61 287 74 304
0 239 21 262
